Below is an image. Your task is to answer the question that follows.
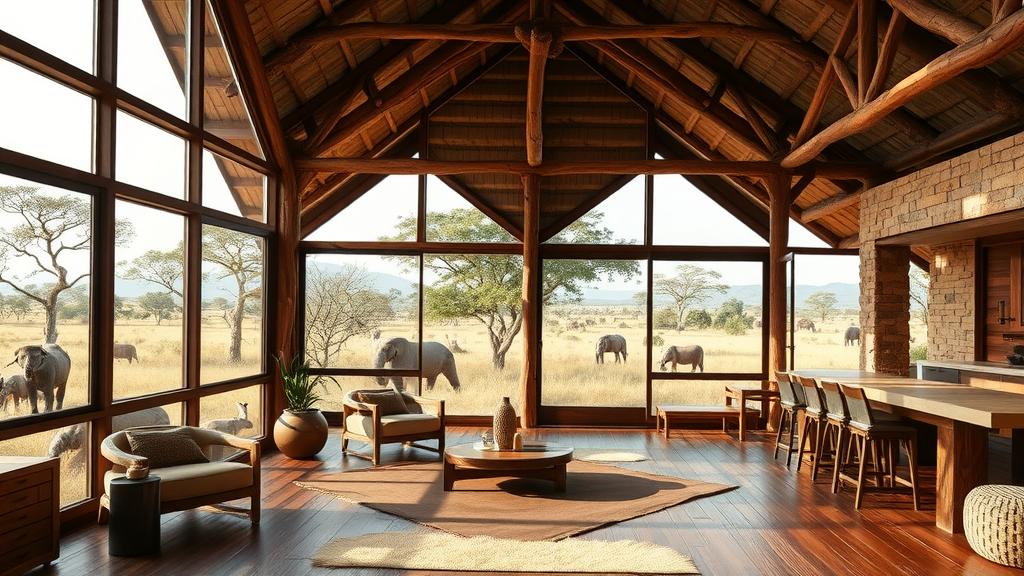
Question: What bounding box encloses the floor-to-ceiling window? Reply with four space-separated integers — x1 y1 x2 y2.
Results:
0 0 274 520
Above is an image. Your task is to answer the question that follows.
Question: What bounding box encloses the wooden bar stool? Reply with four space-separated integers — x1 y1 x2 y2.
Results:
819 379 851 492
773 372 805 467
836 383 920 510
794 375 829 477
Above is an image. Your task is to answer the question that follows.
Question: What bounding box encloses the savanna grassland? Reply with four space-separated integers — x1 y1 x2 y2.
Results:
0 313 264 507
315 307 928 417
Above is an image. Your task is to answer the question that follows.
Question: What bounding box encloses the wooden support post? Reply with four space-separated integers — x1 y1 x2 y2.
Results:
767 172 790 378
520 174 541 428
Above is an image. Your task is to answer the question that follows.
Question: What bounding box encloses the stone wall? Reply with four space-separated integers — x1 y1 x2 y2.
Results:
860 131 1024 371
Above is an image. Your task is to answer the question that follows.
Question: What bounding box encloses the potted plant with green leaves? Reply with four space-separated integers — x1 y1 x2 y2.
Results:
273 353 337 459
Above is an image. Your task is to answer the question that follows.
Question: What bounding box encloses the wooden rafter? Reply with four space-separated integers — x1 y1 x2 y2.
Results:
858 0 877 104
783 8 1024 168
886 0 982 45
884 111 1014 171
293 157 883 179
263 0 378 79
525 23 554 166
794 3 858 149
865 9 907 102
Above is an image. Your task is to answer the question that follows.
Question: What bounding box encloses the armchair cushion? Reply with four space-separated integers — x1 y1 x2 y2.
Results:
345 413 441 439
355 389 409 416
105 461 254 501
125 426 209 469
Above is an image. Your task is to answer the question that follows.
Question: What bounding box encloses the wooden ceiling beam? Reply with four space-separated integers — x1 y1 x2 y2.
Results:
310 41 493 156
819 0 1024 118
296 22 826 54
717 0 936 144
886 0 982 44
795 3 858 149
858 0 878 104
883 111 1018 171
263 0 379 79
865 9 907 102
782 8 1024 168
294 157 883 179
801 191 862 222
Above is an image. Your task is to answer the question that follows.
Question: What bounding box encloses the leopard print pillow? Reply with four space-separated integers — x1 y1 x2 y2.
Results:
126 427 209 468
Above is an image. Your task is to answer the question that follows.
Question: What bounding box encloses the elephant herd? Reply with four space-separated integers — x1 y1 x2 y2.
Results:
0 341 143 416
593 334 705 372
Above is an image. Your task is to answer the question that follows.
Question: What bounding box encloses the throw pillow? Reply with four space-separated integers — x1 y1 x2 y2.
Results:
356 390 410 416
126 427 209 469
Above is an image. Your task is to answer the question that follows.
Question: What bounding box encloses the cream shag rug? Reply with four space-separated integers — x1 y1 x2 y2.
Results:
573 448 648 462
312 531 699 574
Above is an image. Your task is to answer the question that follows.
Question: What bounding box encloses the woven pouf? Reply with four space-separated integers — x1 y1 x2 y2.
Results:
964 485 1024 568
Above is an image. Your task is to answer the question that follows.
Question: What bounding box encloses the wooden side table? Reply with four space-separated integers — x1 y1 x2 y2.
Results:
0 456 59 576
725 385 780 441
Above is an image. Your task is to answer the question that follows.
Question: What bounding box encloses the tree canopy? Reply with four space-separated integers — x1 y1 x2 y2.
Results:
804 291 839 323
382 209 639 369
304 263 395 367
654 264 728 331
202 226 262 363
0 185 133 343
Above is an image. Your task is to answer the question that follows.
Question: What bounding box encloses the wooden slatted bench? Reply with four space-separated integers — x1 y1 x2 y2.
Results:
656 405 759 439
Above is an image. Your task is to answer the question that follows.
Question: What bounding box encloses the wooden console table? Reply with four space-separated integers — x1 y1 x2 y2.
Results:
0 456 59 576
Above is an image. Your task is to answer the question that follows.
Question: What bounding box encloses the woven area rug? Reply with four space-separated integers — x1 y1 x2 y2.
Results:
312 531 700 574
297 459 735 541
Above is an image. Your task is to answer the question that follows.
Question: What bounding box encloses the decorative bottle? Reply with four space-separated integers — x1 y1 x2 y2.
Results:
493 397 517 450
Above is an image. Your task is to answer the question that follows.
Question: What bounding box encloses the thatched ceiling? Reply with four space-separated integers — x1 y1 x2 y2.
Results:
219 0 1024 245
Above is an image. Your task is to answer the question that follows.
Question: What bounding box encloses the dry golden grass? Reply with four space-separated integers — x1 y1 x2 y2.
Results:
0 315 264 507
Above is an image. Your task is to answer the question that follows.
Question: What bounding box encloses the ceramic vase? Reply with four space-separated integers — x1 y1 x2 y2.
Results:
493 397 517 450
274 409 329 459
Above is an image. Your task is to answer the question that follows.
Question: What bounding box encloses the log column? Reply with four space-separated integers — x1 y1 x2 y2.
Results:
767 172 790 380
521 173 541 428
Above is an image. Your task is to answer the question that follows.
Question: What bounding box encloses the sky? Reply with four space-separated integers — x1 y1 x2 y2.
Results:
1 1 858 290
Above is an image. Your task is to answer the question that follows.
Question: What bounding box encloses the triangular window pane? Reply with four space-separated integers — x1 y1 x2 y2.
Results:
544 176 644 244
789 218 830 248
426 176 518 243
653 174 767 246
305 175 418 241
203 0 264 159
118 0 187 119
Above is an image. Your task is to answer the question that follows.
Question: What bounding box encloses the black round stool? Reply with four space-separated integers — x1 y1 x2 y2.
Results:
108 475 161 556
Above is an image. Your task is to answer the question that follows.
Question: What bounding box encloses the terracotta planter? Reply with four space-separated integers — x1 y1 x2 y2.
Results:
274 409 328 459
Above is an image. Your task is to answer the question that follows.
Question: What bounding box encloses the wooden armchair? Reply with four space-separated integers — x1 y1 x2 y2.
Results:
342 389 445 465
98 425 261 524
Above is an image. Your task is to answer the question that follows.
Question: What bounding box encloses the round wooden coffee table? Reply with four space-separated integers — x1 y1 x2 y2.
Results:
443 441 574 492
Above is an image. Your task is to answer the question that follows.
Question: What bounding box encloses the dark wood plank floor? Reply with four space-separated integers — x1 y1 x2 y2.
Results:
26 427 1024 576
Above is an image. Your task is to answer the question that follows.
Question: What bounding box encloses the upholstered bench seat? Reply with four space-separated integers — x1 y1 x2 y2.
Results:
105 461 254 502
345 413 441 439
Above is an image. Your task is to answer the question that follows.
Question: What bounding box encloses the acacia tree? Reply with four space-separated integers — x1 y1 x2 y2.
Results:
118 241 184 299
654 264 728 331
304 263 395 367
0 186 134 343
137 292 177 324
382 209 639 369
202 227 262 363
804 291 839 323
910 266 929 326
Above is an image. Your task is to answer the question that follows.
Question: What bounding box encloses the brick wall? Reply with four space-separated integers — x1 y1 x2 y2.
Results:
860 131 1024 370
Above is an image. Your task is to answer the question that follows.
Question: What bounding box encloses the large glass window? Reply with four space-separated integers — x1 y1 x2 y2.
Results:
201 225 264 384
113 201 185 399
0 426 90 507
652 260 763 374
790 253 860 369
115 111 187 198
203 150 267 222
426 177 517 243
545 176 644 245
305 175 418 242
0 0 95 73
203 0 263 159
0 175 93 421
117 0 188 119
200 385 262 459
304 253 418 369
541 259 646 407
653 174 766 246
0 59 94 172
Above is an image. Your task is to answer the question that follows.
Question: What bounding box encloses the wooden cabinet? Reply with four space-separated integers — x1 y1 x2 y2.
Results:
0 457 59 576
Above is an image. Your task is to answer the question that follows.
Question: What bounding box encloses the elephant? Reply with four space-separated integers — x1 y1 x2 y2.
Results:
845 326 861 346
0 374 42 412
659 345 705 372
47 406 171 469
10 343 72 413
595 334 628 364
372 337 461 392
796 318 816 332
113 343 140 364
